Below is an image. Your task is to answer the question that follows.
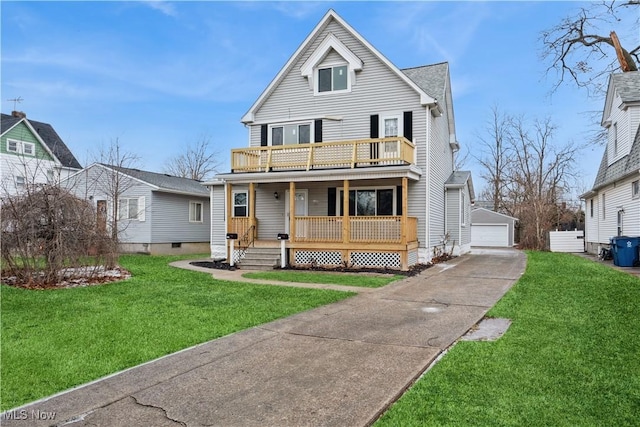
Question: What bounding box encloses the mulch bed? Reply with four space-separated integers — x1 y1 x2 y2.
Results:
191 253 455 277
1 266 132 290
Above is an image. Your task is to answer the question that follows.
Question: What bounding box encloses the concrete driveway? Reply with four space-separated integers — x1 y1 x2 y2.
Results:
1 249 526 427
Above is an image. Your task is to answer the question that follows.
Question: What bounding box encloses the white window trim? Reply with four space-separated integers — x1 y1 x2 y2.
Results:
6 139 36 156
461 192 466 227
189 201 204 223
15 175 25 188
337 186 397 216
118 197 145 222
232 190 248 217
632 180 639 199
268 121 314 146
315 62 350 95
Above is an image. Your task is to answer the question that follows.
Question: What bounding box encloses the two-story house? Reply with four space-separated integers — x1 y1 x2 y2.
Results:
581 71 640 254
1 111 82 195
206 10 474 271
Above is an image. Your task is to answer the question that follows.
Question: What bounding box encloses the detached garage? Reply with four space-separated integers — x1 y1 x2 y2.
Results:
471 208 518 247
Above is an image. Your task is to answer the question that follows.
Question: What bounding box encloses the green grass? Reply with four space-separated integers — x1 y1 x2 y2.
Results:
376 251 640 426
242 270 405 288
0 254 354 410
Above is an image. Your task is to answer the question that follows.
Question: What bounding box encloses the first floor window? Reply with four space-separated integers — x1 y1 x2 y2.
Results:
617 210 624 236
189 201 203 222
339 188 394 216
233 191 248 217
15 175 25 188
119 198 140 220
589 199 594 218
461 192 466 226
632 180 639 199
602 193 606 219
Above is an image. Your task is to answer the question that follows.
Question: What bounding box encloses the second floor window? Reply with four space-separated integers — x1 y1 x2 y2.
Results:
271 123 311 145
7 139 35 156
318 65 347 92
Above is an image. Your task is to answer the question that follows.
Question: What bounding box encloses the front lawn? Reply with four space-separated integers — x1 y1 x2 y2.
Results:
242 270 405 288
0 254 354 410
376 251 640 426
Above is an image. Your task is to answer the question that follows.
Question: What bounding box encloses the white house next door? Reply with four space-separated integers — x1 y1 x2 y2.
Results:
285 189 308 234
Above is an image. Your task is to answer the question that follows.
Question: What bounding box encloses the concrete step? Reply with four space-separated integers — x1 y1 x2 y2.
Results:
238 247 281 270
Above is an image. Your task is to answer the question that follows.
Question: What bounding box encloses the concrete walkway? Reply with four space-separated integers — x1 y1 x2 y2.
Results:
2 249 526 427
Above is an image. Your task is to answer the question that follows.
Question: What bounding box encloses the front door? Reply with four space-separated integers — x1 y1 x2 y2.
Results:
285 189 308 235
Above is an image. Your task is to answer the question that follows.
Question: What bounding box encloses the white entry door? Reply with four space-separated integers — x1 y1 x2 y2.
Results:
285 189 308 235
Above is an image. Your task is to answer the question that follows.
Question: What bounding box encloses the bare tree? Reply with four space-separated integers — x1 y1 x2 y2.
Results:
475 105 512 212
86 139 141 244
164 135 221 181
506 116 578 250
541 0 640 96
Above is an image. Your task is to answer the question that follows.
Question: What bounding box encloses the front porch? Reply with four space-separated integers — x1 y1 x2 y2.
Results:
226 178 419 271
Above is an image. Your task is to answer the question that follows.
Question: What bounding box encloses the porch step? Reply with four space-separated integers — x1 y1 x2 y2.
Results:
238 247 281 270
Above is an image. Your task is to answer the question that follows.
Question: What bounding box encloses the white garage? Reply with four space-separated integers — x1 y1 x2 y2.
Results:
471 224 509 247
471 208 518 247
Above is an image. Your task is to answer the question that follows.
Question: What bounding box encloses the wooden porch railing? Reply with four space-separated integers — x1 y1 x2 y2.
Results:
294 216 417 244
231 137 415 173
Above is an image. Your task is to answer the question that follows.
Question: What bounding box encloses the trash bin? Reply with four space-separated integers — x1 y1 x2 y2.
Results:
610 236 640 267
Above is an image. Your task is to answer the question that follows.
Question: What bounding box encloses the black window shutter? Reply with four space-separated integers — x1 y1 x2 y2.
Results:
260 124 268 146
370 115 379 138
314 119 323 143
328 188 336 216
396 186 403 215
403 111 413 141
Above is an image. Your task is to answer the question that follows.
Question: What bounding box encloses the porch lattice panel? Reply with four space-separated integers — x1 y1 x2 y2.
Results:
350 252 401 269
294 250 343 266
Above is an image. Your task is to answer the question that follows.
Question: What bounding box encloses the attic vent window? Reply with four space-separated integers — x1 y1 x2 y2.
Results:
318 65 348 92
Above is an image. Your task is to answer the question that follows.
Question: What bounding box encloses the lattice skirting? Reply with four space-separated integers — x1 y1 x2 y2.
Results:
232 249 245 264
294 250 343 266
350 251 401 269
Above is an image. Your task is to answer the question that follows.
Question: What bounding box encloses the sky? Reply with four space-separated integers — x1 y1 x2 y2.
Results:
2 1 637 200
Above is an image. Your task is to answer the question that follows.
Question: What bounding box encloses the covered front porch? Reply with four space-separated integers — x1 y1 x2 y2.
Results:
225 177 419 271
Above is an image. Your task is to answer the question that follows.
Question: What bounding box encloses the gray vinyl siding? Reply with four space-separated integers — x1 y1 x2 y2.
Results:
211 185 226 246
446 188 461 244
249 18 433 248
471 208 517 247
428 102 454 247
150 192 210 244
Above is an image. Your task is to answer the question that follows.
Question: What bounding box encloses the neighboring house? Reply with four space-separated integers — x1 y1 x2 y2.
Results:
471 207 518 248
1 111 82 195
66 163 210 255
205 9 474 271
581 71 640 254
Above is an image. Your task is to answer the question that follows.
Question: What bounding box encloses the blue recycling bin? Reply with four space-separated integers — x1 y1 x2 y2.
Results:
610 236 640 267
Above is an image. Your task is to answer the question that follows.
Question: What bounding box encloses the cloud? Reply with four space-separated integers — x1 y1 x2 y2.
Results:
140 0 177 17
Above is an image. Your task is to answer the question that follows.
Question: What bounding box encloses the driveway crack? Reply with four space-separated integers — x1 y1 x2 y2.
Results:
131 396 187 426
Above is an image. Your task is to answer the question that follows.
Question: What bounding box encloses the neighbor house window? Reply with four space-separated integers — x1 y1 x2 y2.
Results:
119 198 140 220
271 123 311 146
6 139 35 156
589 199 594 218
632 181 639 199
189 201 203 223
318 65 348 92
15 175 25 188
338 187 394 216
233 191 248 217
613 122 618 157
602 193 606 219
461 192 466 226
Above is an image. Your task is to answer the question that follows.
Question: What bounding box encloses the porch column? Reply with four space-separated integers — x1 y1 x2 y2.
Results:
401 177 409 270
343 179 350 245
249 182 256 239
289 181 296 242
226 182 232 262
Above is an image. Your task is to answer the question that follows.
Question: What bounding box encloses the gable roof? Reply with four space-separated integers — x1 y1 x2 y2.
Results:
1 113 82 169
241 9 439 124
471 207 519 222
445 170 475 201
79 163 209 197
589 72 640 193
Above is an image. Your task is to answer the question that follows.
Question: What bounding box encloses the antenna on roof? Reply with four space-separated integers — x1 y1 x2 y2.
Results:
7 96 24 110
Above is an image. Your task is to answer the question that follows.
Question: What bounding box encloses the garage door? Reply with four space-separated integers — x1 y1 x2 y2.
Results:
471 224 509 247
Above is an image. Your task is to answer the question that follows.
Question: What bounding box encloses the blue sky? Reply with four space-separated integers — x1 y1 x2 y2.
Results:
2 1 636 198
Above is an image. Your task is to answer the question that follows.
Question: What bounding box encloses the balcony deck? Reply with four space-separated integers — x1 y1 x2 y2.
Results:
231 137 415 173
